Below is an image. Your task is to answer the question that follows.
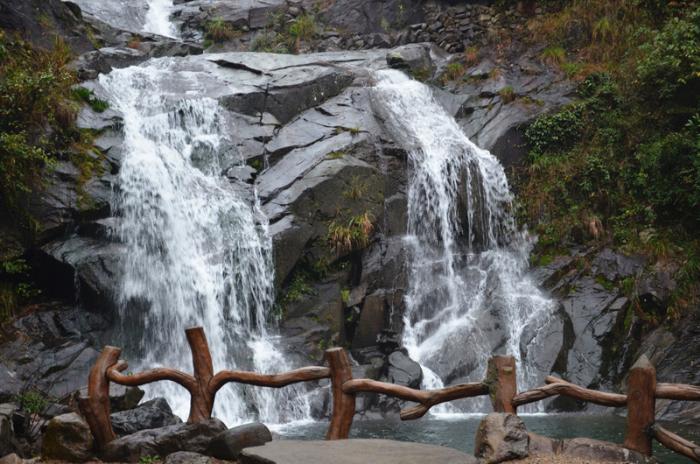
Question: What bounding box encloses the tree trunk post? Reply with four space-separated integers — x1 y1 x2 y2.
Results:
79 346 121 449
624 355 656 456
325 348 355 439
486 356 517 414
185 327 215 423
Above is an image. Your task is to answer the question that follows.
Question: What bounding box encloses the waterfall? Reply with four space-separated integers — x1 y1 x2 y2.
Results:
99 58 311 425
143 0 178 38
371 70 556 412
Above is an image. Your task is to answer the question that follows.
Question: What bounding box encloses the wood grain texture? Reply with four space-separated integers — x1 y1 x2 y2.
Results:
79 346 121 448
624 356 656 456
486 356 517 413
209 366 330 394
513 376 627 407
656 383 700 401
342 379 488 420
325 348 355 440
651 424 700 463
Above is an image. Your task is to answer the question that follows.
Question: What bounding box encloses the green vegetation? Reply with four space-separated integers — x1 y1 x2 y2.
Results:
343 176 367 201
498 85 516 103
16 390 49 415
340 288 350 305
0 258 40 324
441 62 465 83
205 17 240 43
518 3 700 317
0 33 100 219
327 212 374 255
72 86 109 112
138 456 161 464
326 150 345 160
250 13 318 54
540 45 566 66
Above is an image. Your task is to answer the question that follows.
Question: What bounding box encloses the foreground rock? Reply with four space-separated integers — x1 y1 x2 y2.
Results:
240 439 479 464
207 422 272 460
41 413 94 462
475 413 529 463
101 419 227 462
111 397 182 436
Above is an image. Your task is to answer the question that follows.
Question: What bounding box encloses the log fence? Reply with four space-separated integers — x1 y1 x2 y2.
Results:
79 326 700 462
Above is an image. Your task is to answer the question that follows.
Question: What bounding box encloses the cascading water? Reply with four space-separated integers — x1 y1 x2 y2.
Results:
371 70 556 412
143 0 178 38
99 58 310 425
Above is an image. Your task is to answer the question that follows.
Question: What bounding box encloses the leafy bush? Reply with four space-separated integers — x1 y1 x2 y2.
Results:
525 103 584 159
0 33 81 214
635 7 700 106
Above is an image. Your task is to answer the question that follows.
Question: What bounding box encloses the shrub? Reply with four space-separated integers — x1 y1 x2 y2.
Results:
635 7 700 106
205 18 240 43
540 45 566 66
328 212 374 255
288 14 317 42
525 103 584 159
498 85 516 103
442 62 465 83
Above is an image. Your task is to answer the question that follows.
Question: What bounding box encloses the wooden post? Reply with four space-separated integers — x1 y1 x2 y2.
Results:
78 346 121 448
185 327 215 423
624 355 656 456
486 356 517 414
325 348 355 440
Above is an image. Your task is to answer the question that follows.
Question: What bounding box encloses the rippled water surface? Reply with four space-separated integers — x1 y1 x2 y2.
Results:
276 415 699 464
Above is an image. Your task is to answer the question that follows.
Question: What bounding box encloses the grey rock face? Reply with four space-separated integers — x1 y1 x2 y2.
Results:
0 306 107 402
41 413 94 463
386 350 422 388
111 398 182 436
474 413 529 464
101 419 228 462
206 422 272 460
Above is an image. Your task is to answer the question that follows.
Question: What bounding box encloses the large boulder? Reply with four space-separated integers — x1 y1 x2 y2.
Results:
206 422 272 460
101 419 227 462
41 413 95 463
474 413 529 464
111 397 182 436
386 350 422 389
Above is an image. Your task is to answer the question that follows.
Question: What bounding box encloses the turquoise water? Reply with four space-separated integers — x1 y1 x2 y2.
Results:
276 415 699 464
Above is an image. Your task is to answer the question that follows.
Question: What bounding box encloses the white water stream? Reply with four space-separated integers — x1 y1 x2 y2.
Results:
371 70 556 412
100 59 310 426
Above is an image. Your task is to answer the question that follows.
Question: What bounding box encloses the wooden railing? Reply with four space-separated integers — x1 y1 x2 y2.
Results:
80 327 700 462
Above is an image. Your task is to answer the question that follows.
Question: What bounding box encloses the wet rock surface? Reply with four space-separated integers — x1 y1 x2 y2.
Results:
240 439 479 464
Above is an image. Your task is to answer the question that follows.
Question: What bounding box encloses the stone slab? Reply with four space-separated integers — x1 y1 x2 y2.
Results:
240 439 478 464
